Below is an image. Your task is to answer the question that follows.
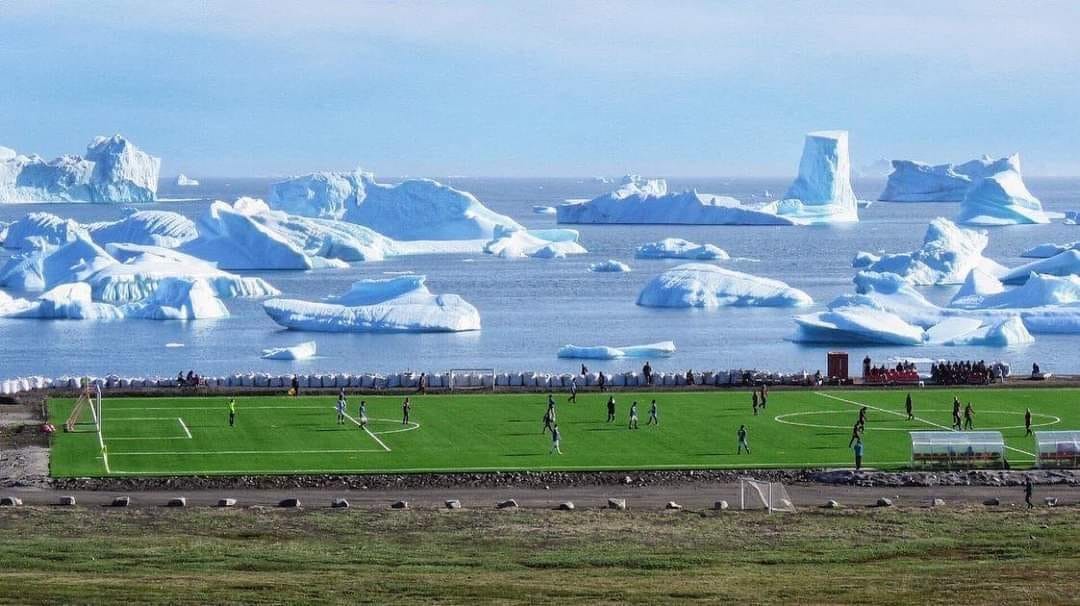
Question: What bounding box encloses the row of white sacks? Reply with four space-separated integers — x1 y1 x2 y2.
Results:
1 370 808 395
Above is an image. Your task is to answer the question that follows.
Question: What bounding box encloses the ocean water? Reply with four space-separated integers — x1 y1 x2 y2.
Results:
1 176 1079 379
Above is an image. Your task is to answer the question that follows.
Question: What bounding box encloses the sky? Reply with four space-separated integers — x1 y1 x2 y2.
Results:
1 1 1078 177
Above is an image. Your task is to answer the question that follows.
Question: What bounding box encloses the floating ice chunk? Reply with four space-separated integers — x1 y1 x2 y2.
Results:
852 251 882 268
483 227 587 259
948 268 1006 308
532 205 556 215
0 221 8 243
880 162 970 202
558 175 794 225
558 341 676 359
1066 211 1079 225
165 342 185 348
924 317 986 344
1001 250 1080 284
2 212 85 249
863 218 1005 285
0 278 225 321
1022 241 1080 258
175 174 199 187
635 238 729 260
953 273 1080 309
589 259 631 273
120 277 230 320
262 341 318 360
956 155 1048 225
940 316 1034 346
90 244 279 303
0 231 117 291
759 130 859 224
794 306 925 345
263 275 480 333
1 283 120 320
269 170 522 240
0 135 159 203
85 210 197 249
637 263 813 308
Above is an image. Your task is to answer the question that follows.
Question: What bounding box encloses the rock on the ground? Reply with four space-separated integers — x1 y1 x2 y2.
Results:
825 499 841 509
332 498 350 508
666 501 683 510
714 500 729 511
496 499 518 509
218 498 237 507
876 497 893 507
607 498 627 510
558 501 575 511
111 496 130 507
278 497 302 508
984 497 1001 506
1045 497 1057 507
0 496 23 506
166 497 187 507
58 495 76 506
931 498 946 507
445 499 462 509
391 500 409 509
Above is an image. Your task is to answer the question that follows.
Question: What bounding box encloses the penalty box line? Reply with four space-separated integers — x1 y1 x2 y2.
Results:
818 392 1037 459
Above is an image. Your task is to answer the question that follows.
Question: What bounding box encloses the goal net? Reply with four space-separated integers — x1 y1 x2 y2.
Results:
448 369 495 391
739 478 796 513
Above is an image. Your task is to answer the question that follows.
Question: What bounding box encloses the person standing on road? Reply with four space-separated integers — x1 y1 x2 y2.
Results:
737 425 750 454
853 438 864 470
549 424 562 455
402 397 411 425
963 402 975 430
606 396 616 423
647 399 659 426
905 393 914 420
1025 477 1034 508
228 398 237 427
628 401 639 430
1025 408 1033 436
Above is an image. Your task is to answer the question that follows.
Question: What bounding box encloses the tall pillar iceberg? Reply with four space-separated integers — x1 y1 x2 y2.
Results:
761 130 859 224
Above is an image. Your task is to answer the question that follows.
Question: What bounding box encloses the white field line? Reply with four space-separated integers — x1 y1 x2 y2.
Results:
342 411 390 452
104 417 187 421
818 392 1037 459
94 460 922 476
775 409 1060 432
178 418 192 439
106 436 192 441
106 449 386 456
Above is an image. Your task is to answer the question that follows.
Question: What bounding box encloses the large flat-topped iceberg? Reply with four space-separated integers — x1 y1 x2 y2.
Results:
635 238 729 260
269 170 522 240
759 130 860 224
956 155 1048 225
0 278 228 321
263 275 481 333
0 135 160 203
862 218 1005 285
557 341 676 359
878 155 1011 202
637 263 813 308
557 175 794 226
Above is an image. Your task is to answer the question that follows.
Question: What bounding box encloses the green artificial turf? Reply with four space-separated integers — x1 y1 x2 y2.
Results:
48 388 1080 477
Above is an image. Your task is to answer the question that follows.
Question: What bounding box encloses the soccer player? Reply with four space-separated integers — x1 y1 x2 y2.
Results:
550 423 562 455
417 372 427 395
628 401 639 430
737 425 750 454
606 396 616 423
547 394 556 417
963 402 975 430
752 391 759 416
1025 477 1034 508
647 400 658 426
952 397 962 431
358 400 368 429
402 397 411 425
853 438 864 470
905 393 914 420
760 385 768 409
542 409 555 435
643 361 653 385
227 398 237 427
336 393 347 424
290 375 300 397
1025 408 1033 436
857 406 868 431
848 421 862 448
568 377 577 403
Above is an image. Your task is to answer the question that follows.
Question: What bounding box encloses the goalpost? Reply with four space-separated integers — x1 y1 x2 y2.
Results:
64 379 109 472
448 368 495 392
739 478 796 514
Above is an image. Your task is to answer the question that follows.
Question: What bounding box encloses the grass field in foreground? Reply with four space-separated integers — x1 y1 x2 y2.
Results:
1 507 1078 604
48 388 1080 477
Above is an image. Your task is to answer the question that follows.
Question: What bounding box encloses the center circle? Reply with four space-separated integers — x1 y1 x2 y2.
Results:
773 409 1060 432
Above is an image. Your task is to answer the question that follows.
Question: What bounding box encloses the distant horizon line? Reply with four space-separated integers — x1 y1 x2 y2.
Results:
163 174 1080 181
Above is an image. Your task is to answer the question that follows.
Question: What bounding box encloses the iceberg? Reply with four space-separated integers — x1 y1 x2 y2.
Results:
261 341 318 360
878 155 1012 202
85 210 197 249
852 251 882 269
589 259 632 273
532 205 556 215
3 212 84 249
0 278 227 321
1001 250 1080 284
483 226 587 259
948 268 1006 308
952 272 1080 310
759 130 860 224
557 341 676 359
794 306 926 345
938 316 1034 347
175 174 199 187
956 155 1048 225
1022 241 1080 258
269 170 522 240
0 232 117 291
636 263 813 308
0 135 160 203
862 218 1006 285
635 238 729 260
557 175 794 226
262 275 481 333
1066 211 1079 225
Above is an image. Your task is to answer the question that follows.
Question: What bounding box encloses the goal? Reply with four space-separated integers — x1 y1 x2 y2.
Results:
64 378 109 472
448 368 495 392
739 478 796 513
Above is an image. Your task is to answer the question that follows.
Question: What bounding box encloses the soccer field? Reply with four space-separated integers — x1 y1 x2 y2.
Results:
48 388 1080 477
